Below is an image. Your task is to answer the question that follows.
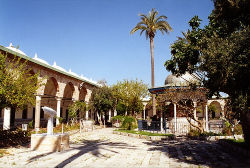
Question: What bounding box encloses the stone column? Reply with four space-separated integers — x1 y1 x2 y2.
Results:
174 103 177 133
35 96 41 129
3 107 11 130
114 109 117 116
221 104 225 118
193 101 197 128
205 104 209 131
193 101 197 120
143 105 146 120
85 102 89 120
108 110 111 122
160 105 163 132
56 98 61 126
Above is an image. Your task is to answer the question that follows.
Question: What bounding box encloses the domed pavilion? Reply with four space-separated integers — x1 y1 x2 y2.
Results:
146 73 226 134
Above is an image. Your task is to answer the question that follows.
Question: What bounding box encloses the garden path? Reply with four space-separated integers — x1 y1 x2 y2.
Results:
0 128 250 168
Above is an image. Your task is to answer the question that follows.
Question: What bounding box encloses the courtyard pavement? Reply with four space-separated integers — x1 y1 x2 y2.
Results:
0 128 250 168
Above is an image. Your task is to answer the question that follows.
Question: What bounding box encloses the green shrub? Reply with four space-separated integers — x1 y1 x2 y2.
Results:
222 123 243 135
111 115 125 122
121 116 137 130
112 115 137 130
0 129 30 147
28 120 34 129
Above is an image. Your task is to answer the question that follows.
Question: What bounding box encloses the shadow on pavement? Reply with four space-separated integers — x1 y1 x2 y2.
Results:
53 139 135 168
144 139 250 168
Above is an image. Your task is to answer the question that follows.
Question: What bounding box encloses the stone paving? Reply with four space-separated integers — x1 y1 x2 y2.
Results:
0 128 250 168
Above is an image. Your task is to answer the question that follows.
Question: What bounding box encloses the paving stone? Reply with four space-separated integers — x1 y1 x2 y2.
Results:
0 128 250 167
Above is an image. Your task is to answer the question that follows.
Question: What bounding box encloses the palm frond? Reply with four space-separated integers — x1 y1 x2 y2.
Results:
131 8 172 39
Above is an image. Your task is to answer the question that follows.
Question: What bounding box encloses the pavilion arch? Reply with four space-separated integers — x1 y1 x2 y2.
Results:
209 101 222 119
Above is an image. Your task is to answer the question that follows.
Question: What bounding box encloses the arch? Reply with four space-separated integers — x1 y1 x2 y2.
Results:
79 87 87 101
44 77 59 96
209 101 222 119
28 69 35 75
63 82 75 99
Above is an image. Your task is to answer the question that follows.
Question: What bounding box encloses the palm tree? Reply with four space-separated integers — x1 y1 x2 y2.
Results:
130 8 172 115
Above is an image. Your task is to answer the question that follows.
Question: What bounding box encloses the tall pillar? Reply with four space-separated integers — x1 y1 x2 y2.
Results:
143 105 146 120
221 104 225 118
56 98 61 126
35 95 41 129
3 107 11 130
174 103 177 133
205 104 209 131
108 110 111 122
160 105 163 132
85 102 89 120
86 111 88 120
193 101 197 120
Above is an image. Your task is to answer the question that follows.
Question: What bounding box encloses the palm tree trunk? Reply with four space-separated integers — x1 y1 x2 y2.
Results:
150 37 156 116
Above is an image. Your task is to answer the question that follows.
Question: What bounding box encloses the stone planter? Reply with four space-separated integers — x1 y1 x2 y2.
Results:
31 133 69 152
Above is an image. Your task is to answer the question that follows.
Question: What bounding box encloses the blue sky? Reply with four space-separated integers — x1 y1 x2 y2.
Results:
0 0 214 87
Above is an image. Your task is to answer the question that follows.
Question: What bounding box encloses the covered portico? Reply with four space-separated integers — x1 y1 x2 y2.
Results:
0 44 100 130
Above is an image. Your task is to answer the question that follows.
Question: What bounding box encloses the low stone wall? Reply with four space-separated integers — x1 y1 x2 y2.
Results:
113 131 175 141
206 135 243 141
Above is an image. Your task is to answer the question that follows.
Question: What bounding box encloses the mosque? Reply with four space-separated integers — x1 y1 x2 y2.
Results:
0 43 227 134
0 43 101 130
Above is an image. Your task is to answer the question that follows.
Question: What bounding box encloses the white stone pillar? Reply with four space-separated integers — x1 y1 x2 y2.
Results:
221 105 225 118
86 110 89 120
3 107 11 130
47 116 54 135
205 104 209 131
108 110 111 122
35 96 41 129
143 105 146 120
174 103 177 133
160 109 163 132
193 101 197 120
114 109 117 116
56 98 61 126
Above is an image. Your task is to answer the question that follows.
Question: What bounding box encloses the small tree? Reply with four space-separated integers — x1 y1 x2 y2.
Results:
89 86 114 126
112 79 148 116
68 101 86 123
0 52 42 110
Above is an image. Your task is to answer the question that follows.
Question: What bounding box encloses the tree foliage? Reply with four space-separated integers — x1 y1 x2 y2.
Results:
89 86 115 124
130 8 172 39
68 101 86 119
112 79 148 116
0 52 41 109
164 0 250 144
